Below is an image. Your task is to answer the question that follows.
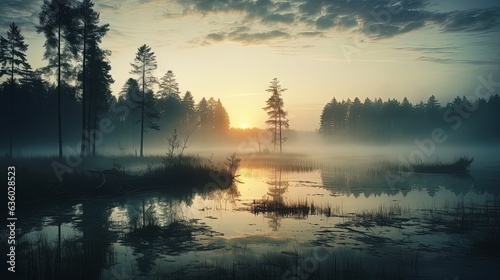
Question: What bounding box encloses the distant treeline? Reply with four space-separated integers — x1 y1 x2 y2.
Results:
319 95 500 143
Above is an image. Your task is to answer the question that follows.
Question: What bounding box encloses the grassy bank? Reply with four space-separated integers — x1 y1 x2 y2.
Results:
0 153 240 203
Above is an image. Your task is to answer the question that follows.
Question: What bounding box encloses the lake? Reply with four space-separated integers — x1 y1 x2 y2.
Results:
5 154 500 279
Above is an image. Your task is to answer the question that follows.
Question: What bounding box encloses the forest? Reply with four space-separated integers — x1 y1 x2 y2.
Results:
319 94 500 143
0 0 231 157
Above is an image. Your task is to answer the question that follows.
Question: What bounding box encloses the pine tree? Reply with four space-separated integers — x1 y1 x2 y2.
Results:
157 70 182 131
196 97 211 132
158 70 179 98
0 22 30 158
181 91 196 127
263 78 289 153
38 0 81 158
77 0 110 157
130 44 158 157
213 99 230 134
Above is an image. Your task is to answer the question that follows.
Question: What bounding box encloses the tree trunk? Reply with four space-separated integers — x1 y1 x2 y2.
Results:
92 86 97 156
80 19 87 157
140 63 145 157
57 5 63 159
279 109 282 154
9 49 14 158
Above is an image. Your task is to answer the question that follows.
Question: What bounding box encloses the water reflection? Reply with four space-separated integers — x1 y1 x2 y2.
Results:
5 157 500 279
265 166 289 231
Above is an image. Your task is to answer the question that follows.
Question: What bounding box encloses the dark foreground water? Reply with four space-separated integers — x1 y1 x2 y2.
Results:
4 156 500 280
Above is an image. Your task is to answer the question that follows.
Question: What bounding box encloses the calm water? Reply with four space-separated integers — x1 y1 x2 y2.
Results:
8 156 500 279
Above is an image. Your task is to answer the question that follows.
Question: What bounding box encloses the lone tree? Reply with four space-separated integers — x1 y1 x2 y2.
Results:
130 44 158 157
0 22 30 158
263 78 289 153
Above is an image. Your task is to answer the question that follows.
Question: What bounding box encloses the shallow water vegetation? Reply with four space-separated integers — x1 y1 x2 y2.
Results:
249 199 339 218
422 198 500 255
352 203 411 227
369 156 474 175
239 153 319 172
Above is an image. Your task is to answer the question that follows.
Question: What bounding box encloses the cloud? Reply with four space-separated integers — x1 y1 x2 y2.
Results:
0 0 41 32
174 0 500 43
393 46 456 55
296 31 323 38
206 33 225 41
315 15 335 30
417 56 499 65
261 13 295 24
438 7 500 32
225 28 290 44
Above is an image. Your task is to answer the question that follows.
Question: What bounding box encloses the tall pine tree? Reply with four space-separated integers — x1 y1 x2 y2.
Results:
0 22 30 158
263 78 289 153
130 44 158 157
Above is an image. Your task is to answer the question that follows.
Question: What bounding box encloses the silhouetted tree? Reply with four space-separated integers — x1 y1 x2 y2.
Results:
213 98 230 134
0 22 30 158
38 0 80 158
86 42 113 155
130 44 158 157
263 78 289 153
181 91 196 128
116 78 142 152
196 97 211 132
158 70 179 98
157 70 182 132
77 0 110 156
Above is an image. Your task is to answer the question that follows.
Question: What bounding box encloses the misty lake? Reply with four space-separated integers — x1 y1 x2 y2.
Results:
8 152 500 280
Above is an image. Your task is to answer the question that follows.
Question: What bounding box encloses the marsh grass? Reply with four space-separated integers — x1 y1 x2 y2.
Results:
239 153 319 172
368 156 474 175
4 232 116 280
250 199 339 218
421 198 500 255
353 203 411 227
2 153 239 203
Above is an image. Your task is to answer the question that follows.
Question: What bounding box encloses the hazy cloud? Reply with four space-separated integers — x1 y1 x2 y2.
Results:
174 0 500 42
1 0 498 47
261 13 295 24
438 7 500 32
417 56 499 65
0 0 41 32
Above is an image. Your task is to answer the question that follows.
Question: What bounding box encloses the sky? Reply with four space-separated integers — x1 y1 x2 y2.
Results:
1 0 499 131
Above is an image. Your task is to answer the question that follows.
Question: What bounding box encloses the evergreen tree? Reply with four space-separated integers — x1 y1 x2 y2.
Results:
158 70 179 98
157 70 182 131
196 97 211 132
38 0 81 158
0 22 30 158
181 91 196 128
130 44 158 157
263 78 289 153
213 99 230 134
117 78 142 151
77 0 111 156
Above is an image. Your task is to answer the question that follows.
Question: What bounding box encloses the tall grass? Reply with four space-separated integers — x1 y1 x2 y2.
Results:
3 153 240 203
368 156 474 175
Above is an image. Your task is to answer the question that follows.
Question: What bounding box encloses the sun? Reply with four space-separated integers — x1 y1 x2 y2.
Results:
240 123 249 129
